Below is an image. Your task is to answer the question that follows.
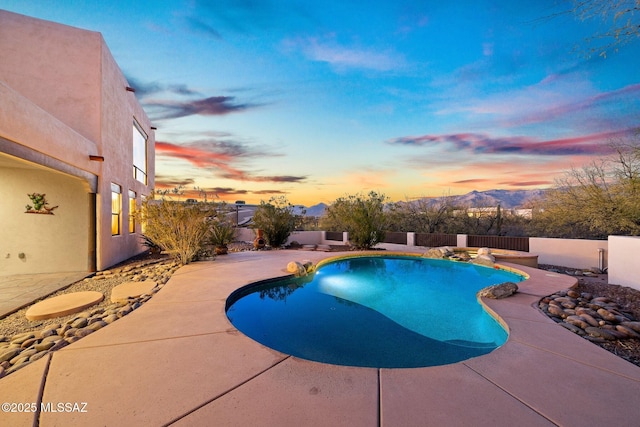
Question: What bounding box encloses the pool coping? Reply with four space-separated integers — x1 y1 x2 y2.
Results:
1 249 639 426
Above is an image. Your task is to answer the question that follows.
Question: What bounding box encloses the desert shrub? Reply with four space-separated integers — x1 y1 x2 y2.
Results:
206 202 237 248
322 191 388 249
252 196 298 247
138 190 212 265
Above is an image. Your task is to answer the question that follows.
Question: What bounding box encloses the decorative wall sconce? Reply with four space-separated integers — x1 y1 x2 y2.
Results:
25 193 58 215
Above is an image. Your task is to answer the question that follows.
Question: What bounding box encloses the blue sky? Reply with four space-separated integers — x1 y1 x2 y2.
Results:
2 0 639 205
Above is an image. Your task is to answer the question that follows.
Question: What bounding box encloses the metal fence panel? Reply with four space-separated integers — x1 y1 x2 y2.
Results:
325 231 343 241
415 233 457 247
383 232 407 244
467 235 529 251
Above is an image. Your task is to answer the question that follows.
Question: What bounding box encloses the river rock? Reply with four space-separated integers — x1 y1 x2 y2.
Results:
64 328 78 338
20 338 39 349
560 300 577 309
102 314 118 324
29 352 48 362
547 305 567 318
559 322 584 334
566 316 589 330
585 326 617 340
11 349 37 363
49 340 69 352
118 305 132 316
35 341 56 352
616 325 640 338
0 348 22 363
39 328 57 339
579 313 600 327
74 328 94 338
575 307 599 318
41 335 62 344
596 308 617 323
10 332 35 345
621 321 640 333
71 318 88 329
566 289 580 298
88 320 108 331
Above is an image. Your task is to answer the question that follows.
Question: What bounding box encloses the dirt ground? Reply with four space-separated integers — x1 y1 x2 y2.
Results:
538 265 640 368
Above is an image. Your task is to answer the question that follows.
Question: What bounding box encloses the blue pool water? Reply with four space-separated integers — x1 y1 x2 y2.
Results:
226 255 525 368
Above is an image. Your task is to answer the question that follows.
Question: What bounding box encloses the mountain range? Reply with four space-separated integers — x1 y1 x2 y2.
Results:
298 189 547 217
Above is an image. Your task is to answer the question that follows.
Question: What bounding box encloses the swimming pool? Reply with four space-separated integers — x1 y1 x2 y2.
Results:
226 255 525 368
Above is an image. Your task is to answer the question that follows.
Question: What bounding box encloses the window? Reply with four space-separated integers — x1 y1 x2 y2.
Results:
133 120 147 184
129 190 136 233
140 195 147 233
111 183 122 236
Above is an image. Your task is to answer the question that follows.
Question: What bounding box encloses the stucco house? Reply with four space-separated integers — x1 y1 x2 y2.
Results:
0 10 155 275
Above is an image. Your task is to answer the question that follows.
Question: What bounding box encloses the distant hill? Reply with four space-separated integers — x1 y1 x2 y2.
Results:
437 189 547 209
295 190 545 217
293 203 327 217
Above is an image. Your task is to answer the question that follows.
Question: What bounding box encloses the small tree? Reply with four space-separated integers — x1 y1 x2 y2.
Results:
138 189 211 265
528 136 640 238
323 191 388 249
252 196 298 248
386 195 458 233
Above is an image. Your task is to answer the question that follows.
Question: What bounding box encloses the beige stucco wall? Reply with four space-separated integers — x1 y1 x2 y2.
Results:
94 34 155 270
0 82 99 178
0 10 155 272
0 10 102 143
0 166 90 275
529 237 607 270
608 236 640 290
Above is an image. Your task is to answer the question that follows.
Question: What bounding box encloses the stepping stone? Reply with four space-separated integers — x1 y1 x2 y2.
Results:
25 291 104 321
110 280 157 303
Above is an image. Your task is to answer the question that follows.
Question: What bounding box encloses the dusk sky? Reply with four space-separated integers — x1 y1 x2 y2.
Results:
2 1 639 205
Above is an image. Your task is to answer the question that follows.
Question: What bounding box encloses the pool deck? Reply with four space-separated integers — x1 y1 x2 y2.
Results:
1 250 639 426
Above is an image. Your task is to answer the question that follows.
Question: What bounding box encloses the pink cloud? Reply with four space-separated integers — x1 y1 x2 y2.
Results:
155 141 306 183
387 129 631 156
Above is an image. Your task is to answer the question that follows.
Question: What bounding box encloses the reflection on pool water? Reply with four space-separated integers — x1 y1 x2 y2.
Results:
226 255 525 368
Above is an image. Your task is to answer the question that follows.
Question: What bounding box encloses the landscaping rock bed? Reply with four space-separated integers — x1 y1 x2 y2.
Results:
539 289 639 340
0 255 180 378
538 265 640 368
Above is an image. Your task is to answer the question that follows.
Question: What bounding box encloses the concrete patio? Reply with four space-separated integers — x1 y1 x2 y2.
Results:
1 250 639 426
